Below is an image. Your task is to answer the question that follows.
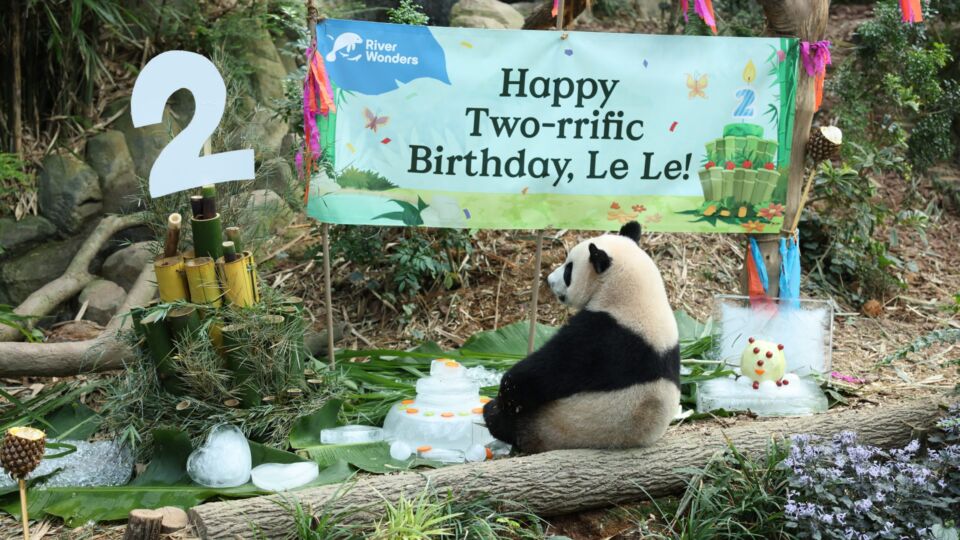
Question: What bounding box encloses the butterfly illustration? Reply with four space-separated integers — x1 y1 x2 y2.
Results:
364 108 389 132
686 73 708 99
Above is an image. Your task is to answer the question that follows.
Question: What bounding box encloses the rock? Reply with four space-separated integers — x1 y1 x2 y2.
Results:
0 216 57 256
254 157 296 197
239 189 295 241
0 235 85 305
78 279 126 325
106 98 180 181
450 0 525 28
38 152 103 234
85 130 142 213
101 242 154 291
510 1 537 16
419 0 460 25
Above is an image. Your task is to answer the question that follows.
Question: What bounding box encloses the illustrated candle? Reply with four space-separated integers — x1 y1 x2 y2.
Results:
733 60 757 119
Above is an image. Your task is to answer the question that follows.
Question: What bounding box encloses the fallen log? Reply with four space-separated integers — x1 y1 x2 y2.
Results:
0 264 156 376
0 212 148 342
189 398 950 539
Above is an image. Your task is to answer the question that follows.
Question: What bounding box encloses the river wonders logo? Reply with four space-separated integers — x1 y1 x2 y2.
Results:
318 19 450 95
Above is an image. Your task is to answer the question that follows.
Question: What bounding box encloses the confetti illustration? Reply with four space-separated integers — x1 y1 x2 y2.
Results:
346 143 356 153
669 121 678 132
643 59 648 68
463 209 471 219
460 41 473 48
381 138 392 144
564 49 573 56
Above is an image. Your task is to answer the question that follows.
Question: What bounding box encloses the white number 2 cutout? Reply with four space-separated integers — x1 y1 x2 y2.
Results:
131 51 254 197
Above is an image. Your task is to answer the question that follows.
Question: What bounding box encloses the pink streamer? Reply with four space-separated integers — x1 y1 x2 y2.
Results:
681 0 688 22
693 0 715 32
799 40 831 77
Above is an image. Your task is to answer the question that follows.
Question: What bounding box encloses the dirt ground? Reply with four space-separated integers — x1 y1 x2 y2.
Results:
2 3 958 539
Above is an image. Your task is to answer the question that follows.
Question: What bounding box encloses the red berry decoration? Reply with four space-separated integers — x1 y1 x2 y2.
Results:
725 161 735 170
777 344 784 350
705 161 716 169
752 381 760 390
776 380 783 387
765 351 773 358
757 359 765 366
753 347 760 354
782 379 789 386
764 162 775 170
742 160 753 169
748 337 755 344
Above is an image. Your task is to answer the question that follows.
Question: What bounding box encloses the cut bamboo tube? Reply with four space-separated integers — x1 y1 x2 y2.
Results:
219 253 255 308
184 257 222 307
190 196 204 219
242 251 261 303
141 311 181 393
154 256 189 302
190 213 224 260
224 227 243 253
279 296 304 310
167 306 201 342
222 324 259 407
201 185 217 219
182 249 196 262
163 213 182 258
222 241 239 263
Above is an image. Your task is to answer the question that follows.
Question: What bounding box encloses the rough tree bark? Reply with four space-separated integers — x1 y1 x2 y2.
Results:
741 0 831 296
189 399 949 539
0 212 148 342
11 0 23 156
0 264 155 376
523 0 586 30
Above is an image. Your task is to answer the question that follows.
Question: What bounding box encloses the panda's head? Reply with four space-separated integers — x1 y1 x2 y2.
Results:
547 221 646 309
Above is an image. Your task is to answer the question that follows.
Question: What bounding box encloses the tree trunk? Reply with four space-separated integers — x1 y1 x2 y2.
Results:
11 0 23 156
189 398 949 539
0 212 147 342
523 0 586 30
740 0 831 296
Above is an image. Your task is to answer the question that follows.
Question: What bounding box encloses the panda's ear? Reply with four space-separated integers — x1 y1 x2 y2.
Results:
619 221 642 243
588 243 612 274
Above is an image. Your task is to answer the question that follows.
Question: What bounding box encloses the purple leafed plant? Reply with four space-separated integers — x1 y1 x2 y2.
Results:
784 404 960 540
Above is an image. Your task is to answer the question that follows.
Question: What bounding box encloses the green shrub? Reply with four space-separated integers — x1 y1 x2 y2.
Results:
0 153 35 219
387 0 429 25
830 0 958 171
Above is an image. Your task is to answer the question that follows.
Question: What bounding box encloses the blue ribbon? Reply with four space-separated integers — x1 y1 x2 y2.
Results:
779 233 801 309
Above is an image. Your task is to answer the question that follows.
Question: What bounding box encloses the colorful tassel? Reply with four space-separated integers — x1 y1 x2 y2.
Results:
682 0 716 34
746 237 775 312
900 0 923 22
800 40 831 110
301 44 337 203
552 0 558 17
778 234 801 310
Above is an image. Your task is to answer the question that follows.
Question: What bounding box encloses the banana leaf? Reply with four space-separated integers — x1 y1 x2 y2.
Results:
0 429 352 526
289 401 441 473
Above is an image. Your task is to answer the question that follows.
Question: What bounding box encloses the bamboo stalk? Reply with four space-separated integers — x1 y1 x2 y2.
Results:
222 241 239 263
190 213 224 260
243 251 261 303
222 324 260 407
19 479 28 540
141 311 181 393
154 256 189 302
167 306 201 342
12 0 23 157
163 213 182 258
201 185 217 219
219 253 255 308
224 227 243 253
184 257 222 307
322 223 334 366
189 196 203 219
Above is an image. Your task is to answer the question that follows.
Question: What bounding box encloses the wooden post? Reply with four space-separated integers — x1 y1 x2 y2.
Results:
739 0 830 297
11 0 23 156
306 0 335 367
18 479 28 540
526 0 566 355
527 231 545 354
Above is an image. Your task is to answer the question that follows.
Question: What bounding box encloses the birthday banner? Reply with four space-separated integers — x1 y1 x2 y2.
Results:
308 19 799 233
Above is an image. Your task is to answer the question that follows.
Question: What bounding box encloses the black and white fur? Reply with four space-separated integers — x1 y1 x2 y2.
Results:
483 221 680 453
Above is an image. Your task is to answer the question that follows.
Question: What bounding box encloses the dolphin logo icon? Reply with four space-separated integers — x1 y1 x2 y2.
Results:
326 32 363 62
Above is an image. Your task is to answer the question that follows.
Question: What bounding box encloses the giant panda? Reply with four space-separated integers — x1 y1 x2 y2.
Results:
482 221 680 453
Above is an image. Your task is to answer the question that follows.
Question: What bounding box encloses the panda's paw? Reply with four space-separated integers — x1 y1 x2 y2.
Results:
483 399 517 445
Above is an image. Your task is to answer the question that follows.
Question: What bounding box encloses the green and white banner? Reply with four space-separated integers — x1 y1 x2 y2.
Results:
308 19 798 233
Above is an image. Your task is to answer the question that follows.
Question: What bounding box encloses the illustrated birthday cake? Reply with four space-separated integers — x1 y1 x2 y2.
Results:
698 123 781 211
